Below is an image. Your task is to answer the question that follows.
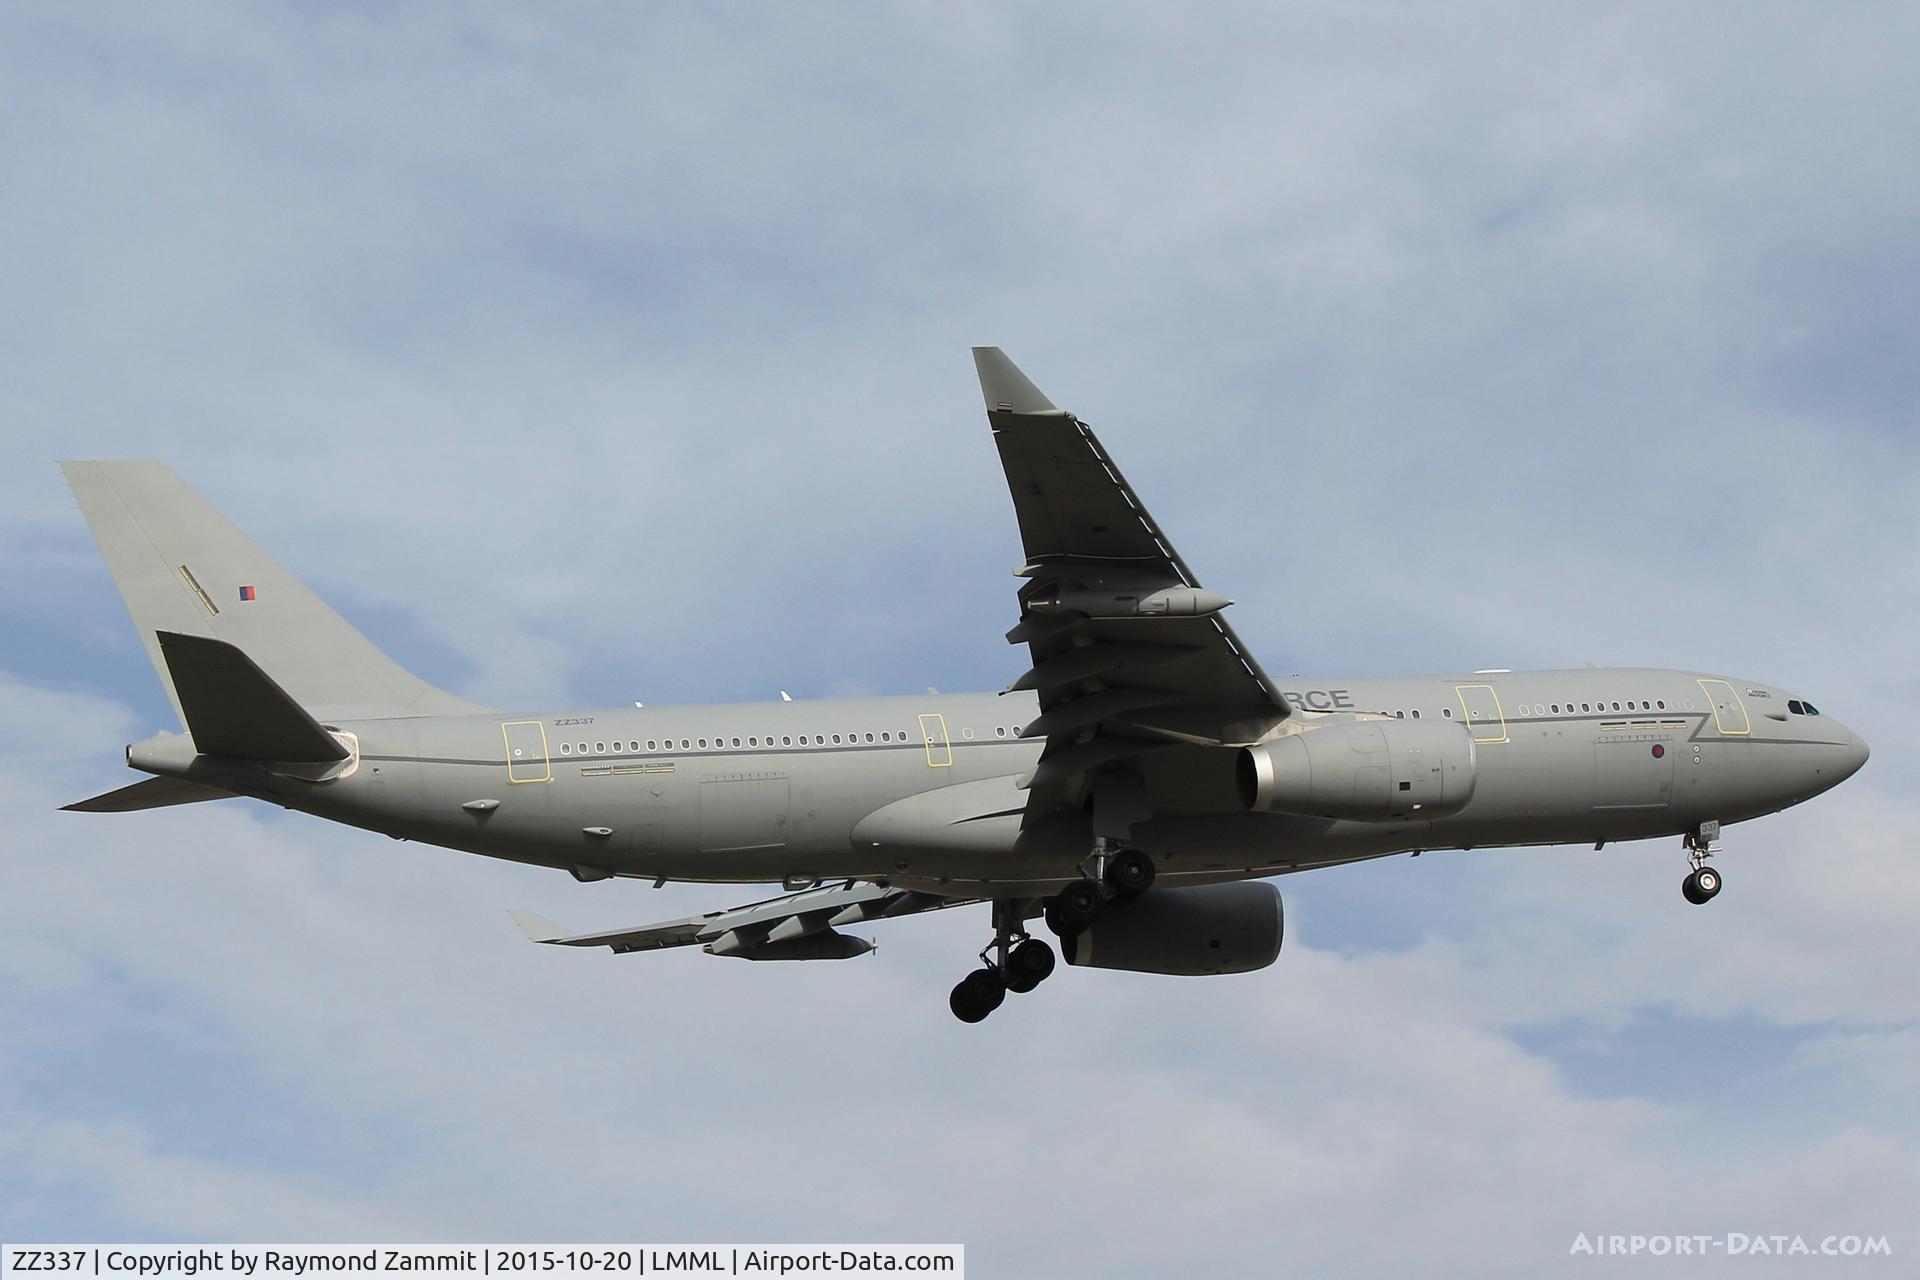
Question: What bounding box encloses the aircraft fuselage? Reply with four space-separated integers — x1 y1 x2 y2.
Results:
136 665 1867 895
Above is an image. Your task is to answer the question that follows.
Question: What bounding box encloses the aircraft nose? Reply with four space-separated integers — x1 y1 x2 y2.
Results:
1842 726 1870 780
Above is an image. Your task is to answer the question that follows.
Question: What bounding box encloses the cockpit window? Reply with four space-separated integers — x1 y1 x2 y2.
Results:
1804 702 1820 716
1788 700 1804 714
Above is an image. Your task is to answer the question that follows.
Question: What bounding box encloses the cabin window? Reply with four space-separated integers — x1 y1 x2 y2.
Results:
832 734 842 744
996 726 1007 738
1442 708 1452 718
1656 701 1666 710
1411 709 1420 718
559 743 571 755
698 738 708 748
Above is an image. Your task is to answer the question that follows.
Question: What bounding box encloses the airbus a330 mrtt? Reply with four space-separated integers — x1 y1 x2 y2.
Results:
62 349 1870 1022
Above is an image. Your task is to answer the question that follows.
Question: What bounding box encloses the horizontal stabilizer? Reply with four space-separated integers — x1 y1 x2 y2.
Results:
62 776 237 813
158 631 350 763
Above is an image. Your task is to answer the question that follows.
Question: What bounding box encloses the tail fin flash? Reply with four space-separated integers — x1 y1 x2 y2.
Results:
61 460 487 723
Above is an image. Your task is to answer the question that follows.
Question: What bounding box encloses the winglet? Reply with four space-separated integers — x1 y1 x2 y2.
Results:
509 909 569 944
971 347 1059 415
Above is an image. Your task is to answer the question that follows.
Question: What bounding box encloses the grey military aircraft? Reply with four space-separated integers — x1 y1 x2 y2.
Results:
62 349 1869 1022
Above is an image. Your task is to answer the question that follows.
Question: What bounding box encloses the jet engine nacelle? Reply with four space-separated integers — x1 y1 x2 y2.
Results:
1238 719 1478 821
1061 882 1283 976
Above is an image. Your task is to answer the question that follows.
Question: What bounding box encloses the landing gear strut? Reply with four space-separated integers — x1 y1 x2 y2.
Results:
1681 822 1723 905
949 898 1056 1022
950 845 1159 1023
1042 840 1158 940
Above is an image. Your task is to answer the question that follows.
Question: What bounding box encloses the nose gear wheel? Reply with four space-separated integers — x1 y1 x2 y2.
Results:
1681 823 1723 905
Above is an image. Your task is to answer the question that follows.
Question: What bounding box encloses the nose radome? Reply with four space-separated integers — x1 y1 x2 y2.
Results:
1845 727 1871 778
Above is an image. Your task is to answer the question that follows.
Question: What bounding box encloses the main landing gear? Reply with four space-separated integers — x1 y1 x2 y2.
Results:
948 845 1159 1023
949 899 1058 1023
1042 841 1156 939
1681 821 1723 905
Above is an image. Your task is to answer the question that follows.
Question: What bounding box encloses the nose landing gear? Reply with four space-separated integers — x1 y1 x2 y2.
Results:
1681 822 1723 905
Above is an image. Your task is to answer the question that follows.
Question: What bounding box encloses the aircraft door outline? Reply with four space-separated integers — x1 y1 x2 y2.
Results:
1696 678 1752 736
918 713 953 768
501 720 552 783
1453 683 1509 744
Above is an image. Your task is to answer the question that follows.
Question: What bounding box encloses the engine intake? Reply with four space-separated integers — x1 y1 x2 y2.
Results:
1238 719 1477 821
1061 882 1283 976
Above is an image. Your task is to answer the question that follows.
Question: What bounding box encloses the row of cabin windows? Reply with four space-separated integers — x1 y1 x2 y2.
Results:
557 727 1025 756
1381 698 1676 720
1519 698 1674 716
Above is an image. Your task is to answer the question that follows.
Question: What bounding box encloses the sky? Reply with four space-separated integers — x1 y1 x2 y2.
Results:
2 2 1916 1274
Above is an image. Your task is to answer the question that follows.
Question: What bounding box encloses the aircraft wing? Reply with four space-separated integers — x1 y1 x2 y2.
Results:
974 348 1291 824
509 881 970 960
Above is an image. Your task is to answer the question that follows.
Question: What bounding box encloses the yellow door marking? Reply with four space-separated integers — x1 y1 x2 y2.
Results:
1453 682 1509 744
501 720 553 783
918 712 953 768
1696 678 1752 736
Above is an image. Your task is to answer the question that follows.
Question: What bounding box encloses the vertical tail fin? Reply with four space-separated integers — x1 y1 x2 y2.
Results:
62 460 488 722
